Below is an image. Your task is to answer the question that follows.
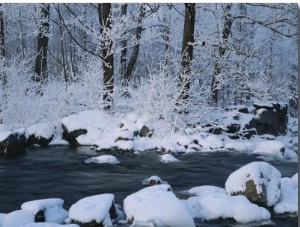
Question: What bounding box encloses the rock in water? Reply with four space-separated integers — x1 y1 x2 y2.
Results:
225 161 281 207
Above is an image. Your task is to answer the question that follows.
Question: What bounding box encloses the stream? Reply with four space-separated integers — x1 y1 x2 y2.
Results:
0 146 298 226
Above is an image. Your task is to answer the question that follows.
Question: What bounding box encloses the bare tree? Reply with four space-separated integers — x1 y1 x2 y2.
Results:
33 3 50 83
98 3 114 109
177 3 196 112
0 4 6 88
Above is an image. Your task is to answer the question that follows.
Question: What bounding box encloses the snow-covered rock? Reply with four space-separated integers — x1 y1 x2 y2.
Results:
84 155 120 164
62 110 117 146
225 161 281 207
159 153 180 163
253 140 285 159
2 210 34 227
186 194 271 223
274 173 298 217
25 123 55 146
21 224 79 227
68 194 122 226
21 198 68 224
123 184 195 227
186 185 226 197
141 175 168 186
0 128 26 155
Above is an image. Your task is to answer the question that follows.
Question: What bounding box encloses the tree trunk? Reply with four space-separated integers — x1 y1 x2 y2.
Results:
0 4 6 88
120 4 128 88
98 3 114 109
177 3 196 113
122 4 145 88
211 4 233 105
34 3 50 83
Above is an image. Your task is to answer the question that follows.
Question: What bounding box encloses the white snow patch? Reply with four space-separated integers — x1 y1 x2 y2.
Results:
187 194 271 223
2 210 34 227
141 175 168 186
21 224 79 227
187 185 226 197
123 184 195 227
84 155 119 164
253 140 285 159
25 123 54 140
68 194 115 225
21 198 68 224
274 173 298 215
0 128 25 142
159 154 180 163
225 161 281 207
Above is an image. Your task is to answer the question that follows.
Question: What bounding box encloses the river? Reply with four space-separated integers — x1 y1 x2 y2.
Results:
0 146 298 226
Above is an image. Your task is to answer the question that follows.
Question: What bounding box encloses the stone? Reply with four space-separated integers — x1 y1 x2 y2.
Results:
0 130 26 155
62 124 87 146
138 125 153 137
26 134 54 147
225 162 281 207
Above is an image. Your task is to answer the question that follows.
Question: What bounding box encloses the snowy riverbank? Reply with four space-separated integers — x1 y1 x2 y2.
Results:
0 106 298 226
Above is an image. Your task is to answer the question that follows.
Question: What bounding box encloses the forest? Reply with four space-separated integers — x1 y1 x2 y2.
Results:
0 3 297 130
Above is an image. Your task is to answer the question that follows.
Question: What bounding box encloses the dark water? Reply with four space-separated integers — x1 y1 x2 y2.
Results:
0 146 298 226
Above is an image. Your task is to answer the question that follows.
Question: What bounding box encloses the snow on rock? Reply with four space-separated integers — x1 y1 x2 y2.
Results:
115 140 133 151
225 161 281 207
123 184 195 227
159 153 180 163
253 140 285 159
21 224 79 227
274 173 298 216
141 175 168 186
25 123 55 141
21 198 68 224
84 155 120 164
0 128 26 155
187 194 271 223
62 110 117 146
186 185 226 197
2 210 34 227
68 194 121 226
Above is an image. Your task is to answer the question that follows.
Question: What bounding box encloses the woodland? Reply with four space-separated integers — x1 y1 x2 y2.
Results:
0 3 297 129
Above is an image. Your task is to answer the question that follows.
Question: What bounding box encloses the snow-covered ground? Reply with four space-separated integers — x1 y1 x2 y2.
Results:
0 109 297 226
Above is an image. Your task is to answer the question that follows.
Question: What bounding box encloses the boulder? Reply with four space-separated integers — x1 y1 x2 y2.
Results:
62 124 87 147
21 198 68 224
68 194 123 227
138 125 153 137
225 162 281 207
0 129 26 155
251 102 288 136
124 185 195 227
25 123 55 147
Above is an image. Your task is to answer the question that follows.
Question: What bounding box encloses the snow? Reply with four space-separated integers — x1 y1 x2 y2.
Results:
123 185 195 227
225 161 281 207
2 210 34 227
84 155 120 164
21 198 68 224
253 140 285 159
25 123 54 140
186 185 226 197
274 173 298 215
159 153 180 163
0 128 25 142
21 224 79 227
68 194 115 225
141 175 168 186
187 194 271 223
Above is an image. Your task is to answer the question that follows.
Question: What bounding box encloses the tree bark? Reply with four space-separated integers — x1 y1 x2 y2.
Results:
178 3 196 112
0 4 6 88
122 4 145 88
34 3 50 83
211 4 233 105
98 3 114 109
120 3 127 87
